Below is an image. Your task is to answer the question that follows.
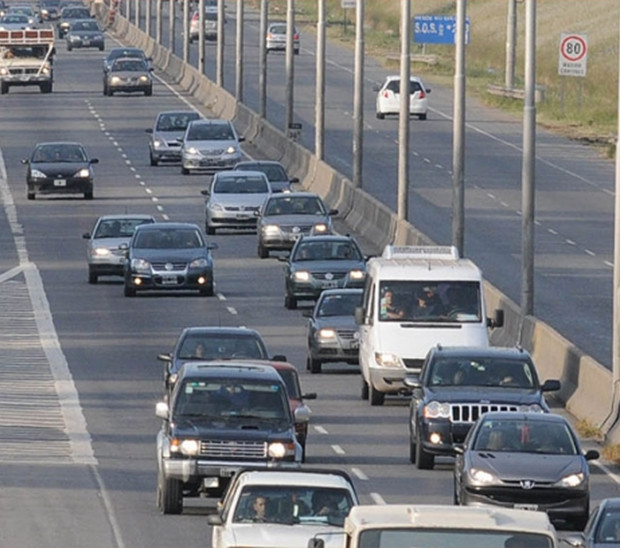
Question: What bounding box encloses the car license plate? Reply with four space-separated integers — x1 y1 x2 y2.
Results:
83 40 90 46
236 213 250 220
220 467 238 477
53 179 66 187
322 281 338 289
161 275 177 285
514 504 538 511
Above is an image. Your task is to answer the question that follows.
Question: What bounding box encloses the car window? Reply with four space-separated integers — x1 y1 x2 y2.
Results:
214 176 269 194
113 59 147 72
188 123 235 141
177 333 268 360
157 113 198 131
318 293 362 317
294 241 361 261
33 144 86 163
428 357 536 388
94 218 153 239
595 511 620 543
134 228 202 249
275 368 301 400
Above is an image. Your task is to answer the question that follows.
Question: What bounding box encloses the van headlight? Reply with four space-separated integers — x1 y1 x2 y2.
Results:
170 438 200 456
423 401 451 419
268 441 295 459
374 352 402 367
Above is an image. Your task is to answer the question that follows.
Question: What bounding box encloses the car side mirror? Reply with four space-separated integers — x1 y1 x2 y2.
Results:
562 534 586 547
403 375 421 389
487 309 504 329
372 83 380 92
302 392 317 400
118 242 129 251
238 136 245 142
90 158 99 165
146 128 153 134
453 444 464 455
155 401 169 419
207 242 219 250
82 232 91 239
294 406 311 423
200 189 210 196
21 158 29 165
157 353 172 363
354 306 365 325
206 514 223 526
426 88 432 93
329 209 339 216
277 255 288 263
272 354 287 362
585 449 600 461
302 310 313 318
541 379 561 392
290 177 300 184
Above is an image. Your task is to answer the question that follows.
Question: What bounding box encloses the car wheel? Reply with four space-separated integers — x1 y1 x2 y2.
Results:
199 283 214 297
181 166 190 175
409 431 417 464
294 49 299 55
27 191 35 200
1 82 9 94
99 45 104 51
376 112 385 120
145 87 152 97
284 295 297 310
453 477 459 505
88 270 98 284
40 82 52 93
206 224 215 235
84 190 93 200
369 383 385 406
124 282 136 297
150 153 158 167
419 113 427 120
67 44 72 51
258 242 269 258
361 377 369 400
572 511 589 532
415 431 435 470
157 472 183 515
107 88 114 96
309 357 322 374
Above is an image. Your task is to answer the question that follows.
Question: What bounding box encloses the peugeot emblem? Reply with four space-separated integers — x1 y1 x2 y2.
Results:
165 262 174 271
292 226 301 233
325 272 334 280
520 480 535 490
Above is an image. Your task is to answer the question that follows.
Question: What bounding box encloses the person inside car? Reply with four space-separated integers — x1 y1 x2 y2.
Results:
380 289 405 320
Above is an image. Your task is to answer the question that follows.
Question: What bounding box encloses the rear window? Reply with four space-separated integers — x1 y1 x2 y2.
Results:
214 176 269 194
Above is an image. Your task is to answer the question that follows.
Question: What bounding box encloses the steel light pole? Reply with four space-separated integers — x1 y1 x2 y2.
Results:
259 0 268 118
396 0 410 221
352 0 364 188
235 0 244 101
285 0 295 135
315 0 326 160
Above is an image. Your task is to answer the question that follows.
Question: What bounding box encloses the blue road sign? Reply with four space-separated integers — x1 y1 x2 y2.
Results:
413 15 470 45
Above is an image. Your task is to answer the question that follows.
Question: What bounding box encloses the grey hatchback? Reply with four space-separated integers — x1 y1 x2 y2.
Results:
146 110 201 166
256 192 337 258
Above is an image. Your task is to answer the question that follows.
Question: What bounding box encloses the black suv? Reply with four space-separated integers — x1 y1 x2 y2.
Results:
155 363 302 514
404 345 561 470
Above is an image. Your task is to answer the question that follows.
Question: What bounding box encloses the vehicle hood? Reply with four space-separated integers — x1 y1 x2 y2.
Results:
316 316 358 330
68 29 103 37
468 452 584 481
186 139 239 154
172 417 293 437
31 161 91 176
131 248 208 262
154 130 186 143
291 259 364 273
424 386 543 405
90 236 130 250
209 194 269 208
108 69 150 79
373 325 489 361
263 213 329 227
229 523 343 548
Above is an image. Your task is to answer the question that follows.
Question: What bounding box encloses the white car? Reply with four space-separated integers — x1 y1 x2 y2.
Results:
266 22 300 54
375 75 431 120
82 214 156 284
202 170 272 235
208 468 359 548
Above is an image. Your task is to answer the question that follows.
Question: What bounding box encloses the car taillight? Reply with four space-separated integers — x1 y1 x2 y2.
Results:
267 32 273 38
294 33 299 39
191 13 198 21
419 90 425 99
383 91 390 98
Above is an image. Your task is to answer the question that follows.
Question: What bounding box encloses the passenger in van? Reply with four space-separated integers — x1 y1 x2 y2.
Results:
415 285 445 317
380 290 405 320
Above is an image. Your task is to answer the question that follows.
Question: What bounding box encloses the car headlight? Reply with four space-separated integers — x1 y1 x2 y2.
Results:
75 168 91 179
263 224 281 236
0 67 7 76
208 202 224 212
30 169 47 180
110 76 121 84
130 258 150 272
349 269 365 280
225 145 237 154
555 472 584 488
189 258 208 268
423 401 451 419
374 352 403 367
139 75 149 83
317 328 337 341
518 404 544 413
153 139 163 149
42 66 51 75
293 271 310 282
60 22 69 28
468 468 498 485
186 146 200 155
93 247 111 257
170 438 200 456
313 223 328 233
267 441 295 459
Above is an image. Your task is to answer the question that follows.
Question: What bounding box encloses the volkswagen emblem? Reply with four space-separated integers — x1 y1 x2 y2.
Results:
520 480 535 490
325 272 334 280
292 226 301 233
353 331 360 340
165 262 174 271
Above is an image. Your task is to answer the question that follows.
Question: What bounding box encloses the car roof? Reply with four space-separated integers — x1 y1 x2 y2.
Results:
189 118 232 127
298 234 357 243
96 214 155 221
599 498 620 510
318 288 364 298
267 191 321 199
384 74 424 82
35 141 84 147
231 468 357 491
180 326 264 337
177 363 283 382
135 221 201 231
214 170 267 179
236 160 283 167
429 346 532 360
478 411 570 424
107 47 145 56
157 110 199 117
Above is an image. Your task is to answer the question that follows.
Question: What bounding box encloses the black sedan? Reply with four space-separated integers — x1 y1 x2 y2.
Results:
104 57 152 96
57 5 91 38
65 18 104 51
234 160 300 193
454 411 599 531
157 326 283 391
122 222 217 297
304 288 362 374
22 142 98 200
565 497 620 547
280 234 367 309
103 46 150 74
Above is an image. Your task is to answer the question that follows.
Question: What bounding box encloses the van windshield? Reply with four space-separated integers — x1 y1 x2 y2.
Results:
378 280 481 323
358 529 553 548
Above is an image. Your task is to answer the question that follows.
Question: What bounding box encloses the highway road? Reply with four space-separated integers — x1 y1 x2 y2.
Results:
0 6 617 547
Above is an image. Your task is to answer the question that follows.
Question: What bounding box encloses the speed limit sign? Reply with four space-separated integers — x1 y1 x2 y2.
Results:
558 33 588 77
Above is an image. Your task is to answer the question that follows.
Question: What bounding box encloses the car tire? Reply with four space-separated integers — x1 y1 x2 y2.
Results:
369 383 385 406
284 295 297 310
419 113 427 120
309 357 322 374
206 224 215 235
415 432 435 470
107 88 113 96
150 153 158 167
84 190 93 200
88 270 98 284
572 511 589 532
67 44 72 51
145 87 152 97
258 242 269 258
99 45 104 51
294 49 299 55
376 112 385 120
0 82 8 94
157 473 183 515
361 378 369 400
181 166 190 175
27 191 35 200
453 477 459 505
40 82 52 93
124 282 136 297
199 283 214 297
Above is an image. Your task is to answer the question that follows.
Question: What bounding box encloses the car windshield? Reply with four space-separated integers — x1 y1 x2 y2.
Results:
357 529 553 548
318 293 362 317
94 218 153 239
378 280 481 323
108 49 144 62
63 8 89 18
266 196 325 216
187 123 235 141
232 486 354 527
275 368 301 399
133 228 203 249
177 333 268 360
473 419 578 455
427 357 536 388
240 164 287 182
213 176 269 194
112 59 147 72
293 240 362 262
173 379 289 422
156 113 199 132
3 14 27 22
32 144 86 163
72 20 99 31
595 511 620 543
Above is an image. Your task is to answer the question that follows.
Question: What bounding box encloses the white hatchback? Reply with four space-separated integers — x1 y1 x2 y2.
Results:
375 75 431 120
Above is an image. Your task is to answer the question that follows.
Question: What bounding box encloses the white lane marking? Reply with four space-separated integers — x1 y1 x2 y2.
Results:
227 306 238 315
217 293 227 301
351 468 368 480
313 425 328 434
332 445 345 455
370 493 386 505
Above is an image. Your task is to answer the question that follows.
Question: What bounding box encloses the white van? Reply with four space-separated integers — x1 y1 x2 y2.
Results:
355 245 503 406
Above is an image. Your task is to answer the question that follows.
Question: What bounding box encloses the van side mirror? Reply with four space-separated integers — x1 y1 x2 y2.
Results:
354 306 365 325
487 309 504 329
541 379 561 392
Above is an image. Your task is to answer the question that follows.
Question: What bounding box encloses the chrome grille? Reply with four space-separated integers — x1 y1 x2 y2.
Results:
313 272 346 281
337 330 357 340
201 148 226 156
151 261 187 271
199 440 267 458
224 206 259 212
451 403 520 423
281 224 314 235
